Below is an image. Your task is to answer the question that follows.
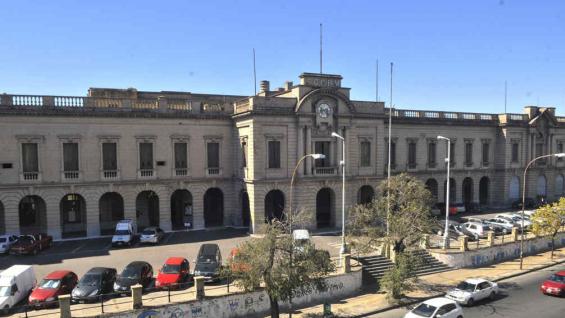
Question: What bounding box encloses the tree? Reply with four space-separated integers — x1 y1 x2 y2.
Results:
225 216 335 318
531 197 565 259
348 173 435 299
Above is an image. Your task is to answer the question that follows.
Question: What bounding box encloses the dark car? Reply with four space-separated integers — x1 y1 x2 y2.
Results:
193 244 222 283
71 267 117 303
29 271 78 308
9 233 53 255
113 261 153 295
512 198 537 209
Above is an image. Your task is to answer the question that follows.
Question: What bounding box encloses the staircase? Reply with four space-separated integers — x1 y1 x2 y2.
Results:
354 249 451 286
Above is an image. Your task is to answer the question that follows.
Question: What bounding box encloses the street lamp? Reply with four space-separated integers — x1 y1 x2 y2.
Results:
519 152 565 269
289 153 326 232
331 132 347 255
437 135 451 249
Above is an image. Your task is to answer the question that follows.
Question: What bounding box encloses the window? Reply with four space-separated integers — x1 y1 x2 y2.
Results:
206 142 220 168
174 142 188 169
139 142 154 170
268 140 281 169
558 143 564 161
360 141 371 167
102 142 117 171
427 142 436 167
21 143 39 172
241 141 248 168
63 143 79 172
465 142 473 166
511 143 519 163
408 140 417 168
482 142 490 165
536 143 545 165
449 142 455 166
314 141 331 167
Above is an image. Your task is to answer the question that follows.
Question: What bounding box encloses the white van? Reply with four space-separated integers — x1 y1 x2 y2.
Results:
111 219 137 247
0 265 36 314
292 229 313 253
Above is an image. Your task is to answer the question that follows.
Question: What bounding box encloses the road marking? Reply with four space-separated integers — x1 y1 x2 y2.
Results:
71 243 86 254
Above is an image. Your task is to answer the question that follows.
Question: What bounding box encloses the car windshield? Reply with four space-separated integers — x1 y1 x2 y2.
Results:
120 266 140 279
161 264 180 274
0 238 6 243
18 236 34 243
411 303 437 317
198 254 216 263
0 286 10 297
549 274 565 283
142 229 155 235
39 279 61 289
115 230 130 235
456 281 476 292
79 274 100 286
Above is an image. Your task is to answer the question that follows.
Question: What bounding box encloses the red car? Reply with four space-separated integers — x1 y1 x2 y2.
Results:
9 233 53 255
155 257 191 289
540 270 565 296
28 271 78 307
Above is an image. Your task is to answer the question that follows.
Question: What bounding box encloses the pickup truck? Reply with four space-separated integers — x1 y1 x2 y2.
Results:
9 234 53 255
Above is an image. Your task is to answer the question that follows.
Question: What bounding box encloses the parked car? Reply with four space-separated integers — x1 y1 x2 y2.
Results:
0 235 19 254
139 227 165 245
155 257 191 289
114 261 153 295
512 198 537 209
29 271 78 308
293 229 313 254
540 270 565 297
193 244 222 283
0 265 36 314
485 217 516 234
9 234 53 255
496 214 532 230
446 278 499 306
112 219 137 247
71 267 117 303
404 297 463 318
460 222 489 239
449 203 466 215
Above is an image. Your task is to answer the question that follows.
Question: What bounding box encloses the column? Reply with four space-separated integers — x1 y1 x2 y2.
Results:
45 192 62 240
297 126 304 176
159 188 172 231
305 127 312 175
86 194 100 237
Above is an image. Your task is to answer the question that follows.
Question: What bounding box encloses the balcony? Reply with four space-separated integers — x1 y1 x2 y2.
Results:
174 168 189 177
206 167 222 176
138 169 155 178
313 167 337 176
62 171 80 181
102 170 119 180
20 172 40 182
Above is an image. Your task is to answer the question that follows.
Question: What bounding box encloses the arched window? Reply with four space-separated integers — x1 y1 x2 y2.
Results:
555 175 564 197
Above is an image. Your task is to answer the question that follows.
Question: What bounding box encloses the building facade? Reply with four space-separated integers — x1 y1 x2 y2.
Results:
1 72 564 239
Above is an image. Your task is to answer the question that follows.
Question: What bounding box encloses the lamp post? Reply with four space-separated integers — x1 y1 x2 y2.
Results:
332 132 347 255
519 152 565 269
437 136 451 249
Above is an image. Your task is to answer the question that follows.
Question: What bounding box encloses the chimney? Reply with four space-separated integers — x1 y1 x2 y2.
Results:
260 80 270 93
284 81 293 91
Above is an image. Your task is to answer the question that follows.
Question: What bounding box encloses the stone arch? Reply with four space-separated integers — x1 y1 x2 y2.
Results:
170 189 193 230
537 175 547 198
296 88 357 113
509 176 520 200
99 192 124 235
479 177 489 206
60 193 87 238
316 188 335 228
462 177 474 206
204 188 224 227
19 195 47 234
0 200 4 235
555 174 564 197
136 191 160 231
357 185 375 205
425 179 439 203
241 190 251 227
265 190 285 222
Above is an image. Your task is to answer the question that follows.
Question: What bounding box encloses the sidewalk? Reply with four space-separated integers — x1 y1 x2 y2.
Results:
293 247 565 318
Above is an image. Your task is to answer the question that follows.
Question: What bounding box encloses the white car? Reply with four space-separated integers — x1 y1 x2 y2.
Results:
0 235 18 254
404 297 463 318
139 227 165 244
460 222 489 239
446 278 499 306
496 214 532 229
484 218 515 234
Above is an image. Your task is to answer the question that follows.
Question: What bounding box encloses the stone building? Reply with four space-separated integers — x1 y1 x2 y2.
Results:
1 72 564 239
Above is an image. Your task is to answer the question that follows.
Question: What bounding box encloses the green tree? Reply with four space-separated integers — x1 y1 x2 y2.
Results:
226 217 335 318
531 197 565 259
348 173 435 299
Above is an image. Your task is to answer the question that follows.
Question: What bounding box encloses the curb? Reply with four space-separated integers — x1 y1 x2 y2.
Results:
351 257 565 318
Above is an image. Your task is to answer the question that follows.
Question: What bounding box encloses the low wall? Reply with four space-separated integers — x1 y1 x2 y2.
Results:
106 270 361 318
430 232 565 268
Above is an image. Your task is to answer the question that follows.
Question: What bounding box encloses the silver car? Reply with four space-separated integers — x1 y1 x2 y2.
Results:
139 227 165 244
446 278 499 306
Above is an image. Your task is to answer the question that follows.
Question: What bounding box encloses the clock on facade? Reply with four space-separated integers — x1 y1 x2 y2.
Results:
318 103 332 118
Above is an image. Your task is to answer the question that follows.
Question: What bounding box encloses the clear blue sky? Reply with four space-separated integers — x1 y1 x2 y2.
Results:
1 0 564 114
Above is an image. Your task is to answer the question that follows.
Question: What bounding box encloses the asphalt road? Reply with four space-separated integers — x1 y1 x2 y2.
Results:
0 228 343 279
371 263 565 318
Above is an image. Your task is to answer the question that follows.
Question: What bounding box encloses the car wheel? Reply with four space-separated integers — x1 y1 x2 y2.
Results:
457 316 463 318
467 298 474 306
489 291 496 300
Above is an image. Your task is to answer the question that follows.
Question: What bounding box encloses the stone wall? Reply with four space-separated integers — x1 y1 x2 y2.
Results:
430 232 565 268
105 270 361 318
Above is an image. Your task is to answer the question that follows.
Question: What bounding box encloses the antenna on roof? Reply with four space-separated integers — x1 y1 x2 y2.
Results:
320 23 323 74
504 80 507 113
253 48 257 95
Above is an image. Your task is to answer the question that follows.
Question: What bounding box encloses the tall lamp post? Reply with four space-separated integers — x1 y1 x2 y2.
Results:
332 132 347 255
519 152 565 269
437 136 451 249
